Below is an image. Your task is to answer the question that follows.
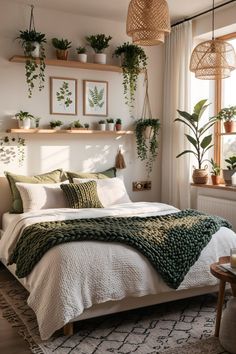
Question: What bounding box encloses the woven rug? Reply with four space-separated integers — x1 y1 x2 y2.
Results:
0 279 229 354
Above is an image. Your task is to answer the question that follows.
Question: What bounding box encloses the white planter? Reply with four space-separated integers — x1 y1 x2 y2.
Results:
144 126 153 139
29 42 40 58
222 169 235 186
99 123 106 131
18 118 31 129
94 53 106 64
107 123 115 131
78 53 87 63
52 126 61 131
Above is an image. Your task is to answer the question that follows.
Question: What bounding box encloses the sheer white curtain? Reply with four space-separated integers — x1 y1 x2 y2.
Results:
161 21 192 209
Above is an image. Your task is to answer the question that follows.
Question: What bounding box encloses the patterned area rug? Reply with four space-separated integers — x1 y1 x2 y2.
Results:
0 279 229 354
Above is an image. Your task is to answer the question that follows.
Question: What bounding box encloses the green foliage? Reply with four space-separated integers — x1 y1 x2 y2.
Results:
225 155 236 170
216 106 236 122
175 99 216 169
84 123 90 129
56 81 73 108
50 120 63 128
76 46 86 54
71 120 84 128
0 135 25 166
52 38 72 50
15 111 34 121
209 158 221 176
113 43 147 110
106 118 114 123
116 118 122 124
135 118 160 176
99 120 105 124
16 29 46 98
88 86 104 109
86 34 112 53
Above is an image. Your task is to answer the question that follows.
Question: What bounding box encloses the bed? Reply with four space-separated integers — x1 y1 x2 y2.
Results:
0 175 236 341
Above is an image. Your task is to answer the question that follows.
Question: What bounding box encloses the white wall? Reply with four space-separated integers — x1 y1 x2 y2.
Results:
0 0 164 202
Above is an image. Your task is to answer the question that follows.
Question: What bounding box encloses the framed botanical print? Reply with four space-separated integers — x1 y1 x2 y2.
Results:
50 77 77 115
83 80 108 116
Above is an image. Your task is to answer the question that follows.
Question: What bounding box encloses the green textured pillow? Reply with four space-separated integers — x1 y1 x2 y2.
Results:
66 167 116 183
5 169 64 213
60 181 103 209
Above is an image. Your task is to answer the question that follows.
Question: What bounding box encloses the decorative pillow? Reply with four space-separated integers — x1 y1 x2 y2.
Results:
73 177 131 207
66 167 116 183
5 169 64 213
15 181 69 213
60 181 103 209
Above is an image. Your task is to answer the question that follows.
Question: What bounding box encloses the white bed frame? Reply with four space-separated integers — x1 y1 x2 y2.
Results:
0 176 219 336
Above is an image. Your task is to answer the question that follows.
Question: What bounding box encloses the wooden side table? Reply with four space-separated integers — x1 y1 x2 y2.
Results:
210 256 236 337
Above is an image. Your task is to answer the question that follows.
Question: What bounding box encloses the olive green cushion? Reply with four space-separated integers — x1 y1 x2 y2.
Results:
60 181 103 209
66 167 116 183
5 169 64 213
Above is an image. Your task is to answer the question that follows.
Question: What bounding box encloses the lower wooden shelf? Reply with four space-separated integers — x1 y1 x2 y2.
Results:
6 128 134 135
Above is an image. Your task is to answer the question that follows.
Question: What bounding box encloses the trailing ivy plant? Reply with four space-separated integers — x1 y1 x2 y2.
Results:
0 136 26 166
113 43 147 110
16 30 46 98
135 118 160 177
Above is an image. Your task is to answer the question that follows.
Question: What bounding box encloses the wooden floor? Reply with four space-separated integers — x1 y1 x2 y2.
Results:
0 264 31 354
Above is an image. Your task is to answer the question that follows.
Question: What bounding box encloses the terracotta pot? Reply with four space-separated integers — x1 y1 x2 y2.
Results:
192 167 208 184
211 175 221 185
224 121 236 133
115 124 122 131
56 49 68 60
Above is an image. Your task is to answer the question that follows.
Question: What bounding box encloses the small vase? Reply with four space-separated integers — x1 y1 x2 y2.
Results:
56 50 68 60
211 175 221 185
224 121 236 133
192 167 208 184
18 118 31 129
94 53 106 64
99 123 106 131
78 53 87 63
107 123 115 131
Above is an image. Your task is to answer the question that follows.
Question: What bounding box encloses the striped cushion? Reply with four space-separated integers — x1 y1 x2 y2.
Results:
60 181 103 209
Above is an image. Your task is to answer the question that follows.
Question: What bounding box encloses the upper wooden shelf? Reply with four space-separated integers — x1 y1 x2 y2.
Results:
7 128 134 135
9 56 122 73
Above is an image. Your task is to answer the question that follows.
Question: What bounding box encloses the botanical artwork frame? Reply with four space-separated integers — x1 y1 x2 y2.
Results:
50 77 77 115
83 80 108 116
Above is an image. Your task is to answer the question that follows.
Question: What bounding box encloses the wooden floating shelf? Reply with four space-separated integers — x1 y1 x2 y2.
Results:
7 129 134 135
9 56 122 73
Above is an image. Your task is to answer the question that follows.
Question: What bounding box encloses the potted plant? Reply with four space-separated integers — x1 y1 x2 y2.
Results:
84 123 90 129
135 118 160 177
175 99 217 184
70 120 85 130
113 43 147 110
106 118 115 131
49 120 63 130
115 118 122 131
86 34 112 64
98 120 106 131
209 158 221 185
15 111 34 129
223 155 236 186
52 38 72 60
76 46 87 63
16 29 46 98
216 106 236 133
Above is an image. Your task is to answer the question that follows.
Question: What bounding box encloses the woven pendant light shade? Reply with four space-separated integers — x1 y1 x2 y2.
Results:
190 39 236 80
126 0 171 46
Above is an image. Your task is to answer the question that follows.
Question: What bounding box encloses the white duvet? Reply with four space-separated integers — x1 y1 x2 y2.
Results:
0 202 236 340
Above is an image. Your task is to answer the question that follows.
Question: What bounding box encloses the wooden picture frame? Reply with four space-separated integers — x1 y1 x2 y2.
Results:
50 77 77 115
83 80 108 116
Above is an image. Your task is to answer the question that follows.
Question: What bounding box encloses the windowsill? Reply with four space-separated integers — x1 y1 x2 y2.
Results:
191 183 236 192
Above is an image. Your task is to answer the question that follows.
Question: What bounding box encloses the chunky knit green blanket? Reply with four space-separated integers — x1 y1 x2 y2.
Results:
9 209 231 288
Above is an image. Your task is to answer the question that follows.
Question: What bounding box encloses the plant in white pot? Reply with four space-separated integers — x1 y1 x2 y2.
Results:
98 120 106 131
216 105 236 133
15 111 34 129
86 34 112 64
76 46 87 63
223 156 236 186
175 99 217 184
106 118 115 131
49 120 63 130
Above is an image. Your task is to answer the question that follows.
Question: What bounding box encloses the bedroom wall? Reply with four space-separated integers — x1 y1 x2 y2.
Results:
0 0 164 203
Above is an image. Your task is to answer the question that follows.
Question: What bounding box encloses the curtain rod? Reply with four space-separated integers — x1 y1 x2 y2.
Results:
171 0 236 28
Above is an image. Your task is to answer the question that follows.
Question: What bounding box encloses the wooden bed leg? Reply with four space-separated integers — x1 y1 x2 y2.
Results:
63 323 74 336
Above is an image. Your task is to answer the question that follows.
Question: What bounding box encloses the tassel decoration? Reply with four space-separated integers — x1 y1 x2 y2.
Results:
115 149 126 169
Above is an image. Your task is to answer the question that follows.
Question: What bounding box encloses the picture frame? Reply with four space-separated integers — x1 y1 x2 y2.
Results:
83 80 108 116
50 77 77 115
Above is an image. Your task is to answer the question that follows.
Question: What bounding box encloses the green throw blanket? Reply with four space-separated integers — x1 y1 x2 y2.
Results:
9 209 231 288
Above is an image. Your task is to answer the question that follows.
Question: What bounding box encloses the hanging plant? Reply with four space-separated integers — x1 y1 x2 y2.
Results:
135 71 160 177
16 6 46 98
0 136 26 166
113 43 147 110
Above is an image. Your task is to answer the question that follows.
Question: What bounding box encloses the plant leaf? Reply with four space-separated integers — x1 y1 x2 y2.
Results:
194 99 208 116
176 150 198 158
174 118 196 135
200 134 212 149
185 134 197 149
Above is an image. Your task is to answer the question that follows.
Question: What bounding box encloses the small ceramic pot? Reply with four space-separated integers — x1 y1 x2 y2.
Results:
18 118 31 129
144 126 153 139
56 50 68 60
94 53 106 64
224 121 236 133
78 53 87 63
222 169 235 186
99 123 106 131
25 41 40 58
115 124 122 131
107 123 115 131
211 175 221 185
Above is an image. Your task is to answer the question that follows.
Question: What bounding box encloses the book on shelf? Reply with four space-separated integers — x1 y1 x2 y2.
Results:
218 263 236 276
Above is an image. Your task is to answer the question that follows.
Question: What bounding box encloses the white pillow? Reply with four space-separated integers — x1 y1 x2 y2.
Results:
16 181 69 212
73 177 131 207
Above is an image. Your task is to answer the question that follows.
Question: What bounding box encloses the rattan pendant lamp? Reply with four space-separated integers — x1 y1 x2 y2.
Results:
126 0 171 45
190 0 236 80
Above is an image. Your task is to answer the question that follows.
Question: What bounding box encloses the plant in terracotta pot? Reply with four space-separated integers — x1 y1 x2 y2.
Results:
223 155 236 186
15 111 34 129
175 99 217 184
76 46 87 63
216 106 236 133
86 34 112 64
52 38 72 60
49 120 63 130
209 158 221 185
113 43 147 110
115 118 122 131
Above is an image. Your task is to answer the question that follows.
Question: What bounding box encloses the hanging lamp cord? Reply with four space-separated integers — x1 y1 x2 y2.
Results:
29 5 35 32
212 0 215 40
